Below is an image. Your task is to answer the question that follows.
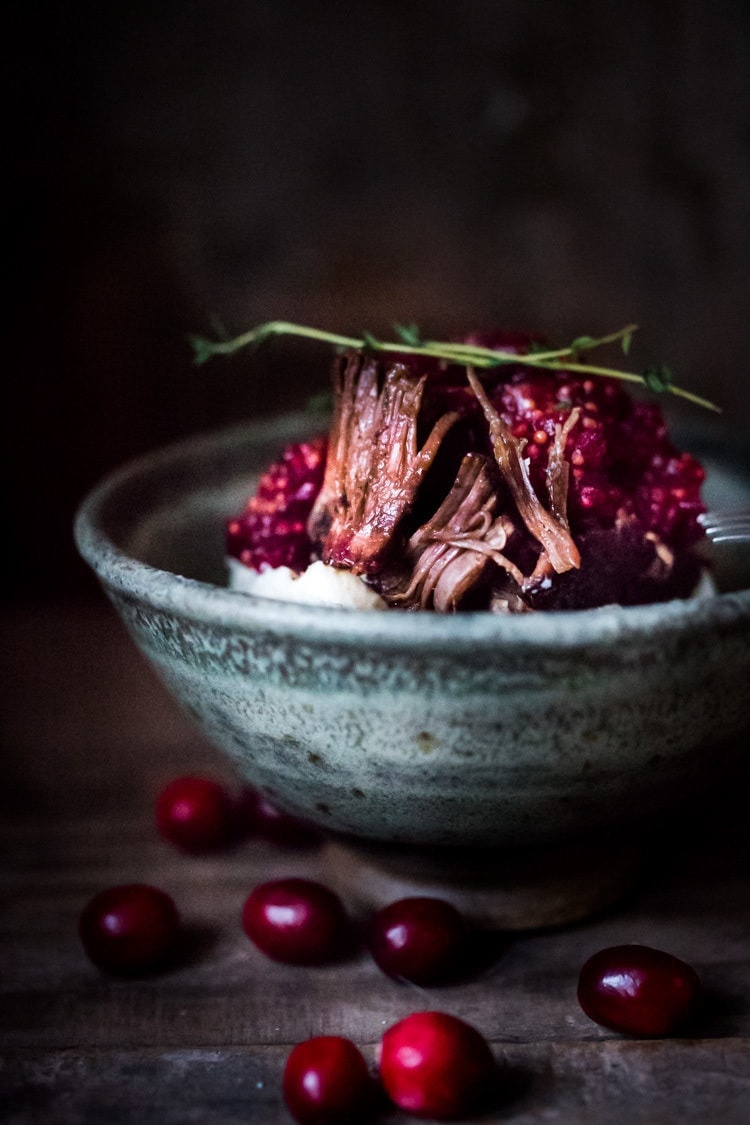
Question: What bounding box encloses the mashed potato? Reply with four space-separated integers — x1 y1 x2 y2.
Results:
227 557 387 610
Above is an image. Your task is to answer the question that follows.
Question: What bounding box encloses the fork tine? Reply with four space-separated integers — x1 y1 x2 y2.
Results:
709 531 750 543
698 508 750 544
699 509 750 523
700 514 750 526
701 523 750 536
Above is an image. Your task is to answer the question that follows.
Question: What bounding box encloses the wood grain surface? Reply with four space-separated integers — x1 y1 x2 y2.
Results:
1 602 749 1123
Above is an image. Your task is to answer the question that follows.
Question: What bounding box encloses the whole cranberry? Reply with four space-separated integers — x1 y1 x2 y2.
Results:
369 897 467 984
578 944 701 1035
79 884 180 974
236 786 320 847
283 1036 374 1124
156 775 236 852
379 1011 496 1120
242 878 350 965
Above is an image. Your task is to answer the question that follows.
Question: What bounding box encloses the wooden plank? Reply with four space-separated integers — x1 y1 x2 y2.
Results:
3 1041 750 1124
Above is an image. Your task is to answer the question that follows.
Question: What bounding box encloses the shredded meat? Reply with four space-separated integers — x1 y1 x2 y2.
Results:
547 407 581 529
644 530 675 577
387 453 522 611
305 350 581 606
466 368 581 574
307 351 459 573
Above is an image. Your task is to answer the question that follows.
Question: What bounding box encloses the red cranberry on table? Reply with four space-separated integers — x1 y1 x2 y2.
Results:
379 1011 496 1120
577 944 702 1036
156 775 236 853
242 878 350 965
283 1036 374 1124
236 786 321 847
79 884 180 974
369 896 467 984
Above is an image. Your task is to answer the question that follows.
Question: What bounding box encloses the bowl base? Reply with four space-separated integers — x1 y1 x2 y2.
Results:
321 835 642 930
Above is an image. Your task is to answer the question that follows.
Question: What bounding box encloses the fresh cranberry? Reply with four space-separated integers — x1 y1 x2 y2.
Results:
283 1036 374 1124
379 1011 496 1120
236 786 321 847
155 775 236 853
369 897 467 984
242 878 350 965
79 884 180 974
578 944 701 1035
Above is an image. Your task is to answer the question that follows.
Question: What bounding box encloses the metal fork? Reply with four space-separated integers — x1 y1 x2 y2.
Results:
699 509 750 544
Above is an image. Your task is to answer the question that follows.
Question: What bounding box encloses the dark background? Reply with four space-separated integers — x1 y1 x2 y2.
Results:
7 0 750 604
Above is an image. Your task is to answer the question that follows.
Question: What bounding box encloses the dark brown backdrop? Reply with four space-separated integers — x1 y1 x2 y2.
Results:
7 0 750 602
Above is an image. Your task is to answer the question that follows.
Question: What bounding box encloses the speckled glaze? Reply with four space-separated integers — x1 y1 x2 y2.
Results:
75 414 750 848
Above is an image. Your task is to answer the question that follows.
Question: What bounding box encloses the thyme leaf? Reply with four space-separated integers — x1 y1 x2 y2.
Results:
569 335 597 355
643 365 674 394
188 334 219 366
394 322 422 347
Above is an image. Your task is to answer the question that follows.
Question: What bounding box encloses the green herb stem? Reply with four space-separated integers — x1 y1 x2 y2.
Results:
538 361 720 413
433 324 638 365
189 319 720 413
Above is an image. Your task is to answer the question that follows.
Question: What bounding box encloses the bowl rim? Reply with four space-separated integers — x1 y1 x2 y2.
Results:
74 414 750 652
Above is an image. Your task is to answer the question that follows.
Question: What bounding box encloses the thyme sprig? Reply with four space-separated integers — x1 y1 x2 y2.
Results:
189 320 720 413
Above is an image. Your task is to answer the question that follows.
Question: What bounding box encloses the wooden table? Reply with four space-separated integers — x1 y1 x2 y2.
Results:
2 602 749 1123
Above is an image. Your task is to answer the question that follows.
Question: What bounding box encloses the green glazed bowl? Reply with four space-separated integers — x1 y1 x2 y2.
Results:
74 413 750 850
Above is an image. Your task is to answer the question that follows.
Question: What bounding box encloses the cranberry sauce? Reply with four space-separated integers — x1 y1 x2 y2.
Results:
226 437 326 572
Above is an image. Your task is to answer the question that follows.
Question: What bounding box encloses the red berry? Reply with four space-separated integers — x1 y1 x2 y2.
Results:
379 1011 496 1120
242 878 350 965
79 884 180 974
577 944 701 1035
283 1036 374 1124
156 776 236 853
236 786 321 847
369 897 467 984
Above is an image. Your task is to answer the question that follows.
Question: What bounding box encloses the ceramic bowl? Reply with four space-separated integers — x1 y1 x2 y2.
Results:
75 413 750 854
